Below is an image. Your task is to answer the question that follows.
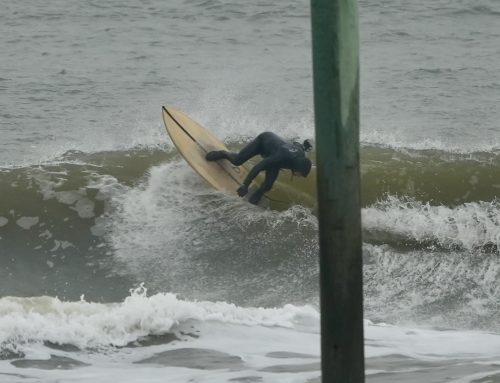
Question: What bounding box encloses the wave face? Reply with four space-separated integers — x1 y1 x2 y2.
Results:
0 148 319 306
1 145 499 331
360 146 500 206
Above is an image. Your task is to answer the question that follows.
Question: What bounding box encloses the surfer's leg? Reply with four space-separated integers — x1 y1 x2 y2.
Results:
206 133 264 165
205 150 231 161
229 134 264 166
205 150 246 164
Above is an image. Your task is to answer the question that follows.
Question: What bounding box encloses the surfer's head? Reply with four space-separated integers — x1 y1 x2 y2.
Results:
292 157 312 177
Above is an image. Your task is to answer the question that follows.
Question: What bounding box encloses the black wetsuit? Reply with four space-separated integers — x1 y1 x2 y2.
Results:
208 132 307 204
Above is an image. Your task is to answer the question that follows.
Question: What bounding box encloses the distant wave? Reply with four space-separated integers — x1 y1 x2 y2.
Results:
450 5 500 16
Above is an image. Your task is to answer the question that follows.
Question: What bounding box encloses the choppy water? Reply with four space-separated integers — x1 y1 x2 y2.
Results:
1 0 500 382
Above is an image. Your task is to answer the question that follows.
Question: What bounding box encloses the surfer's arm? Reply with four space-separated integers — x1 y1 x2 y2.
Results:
260 166 280 192
248 167 280 204
242 156 281 188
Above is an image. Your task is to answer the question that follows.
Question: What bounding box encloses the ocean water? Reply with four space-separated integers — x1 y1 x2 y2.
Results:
1 0 500 382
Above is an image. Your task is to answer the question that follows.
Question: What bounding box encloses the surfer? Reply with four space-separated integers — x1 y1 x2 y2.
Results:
205 132 312 204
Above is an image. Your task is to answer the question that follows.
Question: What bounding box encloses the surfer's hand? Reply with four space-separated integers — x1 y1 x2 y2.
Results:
237 184 248 197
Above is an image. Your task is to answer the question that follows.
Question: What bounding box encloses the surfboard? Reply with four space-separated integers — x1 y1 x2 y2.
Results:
162 106 316 209
162 106 248 197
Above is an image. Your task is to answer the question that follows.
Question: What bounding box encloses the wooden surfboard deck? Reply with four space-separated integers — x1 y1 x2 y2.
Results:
162 106 251 197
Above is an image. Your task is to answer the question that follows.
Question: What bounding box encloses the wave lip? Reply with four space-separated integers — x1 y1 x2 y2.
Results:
363 196 500 252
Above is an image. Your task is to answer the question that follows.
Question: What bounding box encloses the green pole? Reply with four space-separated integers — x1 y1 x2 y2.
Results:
310 0 365 382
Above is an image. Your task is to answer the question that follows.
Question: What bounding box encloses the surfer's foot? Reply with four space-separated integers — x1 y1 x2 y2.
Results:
205 150 226 161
